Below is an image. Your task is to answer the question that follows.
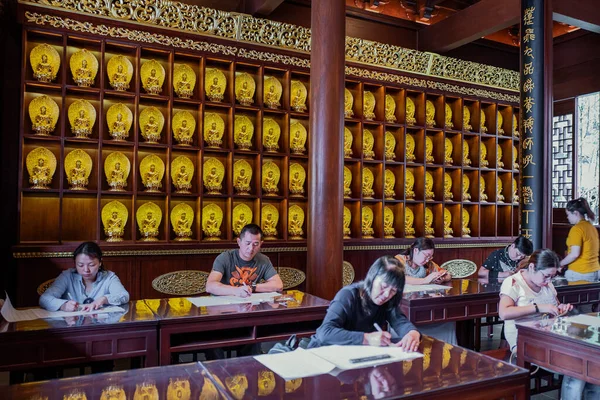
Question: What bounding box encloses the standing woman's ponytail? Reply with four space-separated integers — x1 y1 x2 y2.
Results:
566 197 595 221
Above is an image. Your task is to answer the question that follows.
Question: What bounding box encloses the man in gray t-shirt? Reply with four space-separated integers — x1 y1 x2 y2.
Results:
206 224 283 297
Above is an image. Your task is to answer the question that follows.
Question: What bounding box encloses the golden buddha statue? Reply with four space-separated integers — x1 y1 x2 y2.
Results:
225 374 248 400
444 208 453 238
107 104 133 141
424 207 435 238
264 76 283 109
291 80 308 112
100 385 126 400
140 155 165 192
479 142 489 167
513 145 519 170
497 145 504 168
70 49 98 87
384 169 395 200
233 159 252 195
425 171 435 200
137 203 161 241
172 111 195 146
174 64 196 99
263 118 281 152
107 56 133 91
384 206 395 238
445 103 453 129
497 111 504 135
30 96 59 136
497 178 505 202
102 201 127 242
205 68 226 102
289 163 306 197
27 147 56 189
257 371 276 397
426 100 436 128
167 379 191 400
65 149 92 190
234 115 254 150
480 109 488 133
290 121 307 155
362 168 375 198
479 176 488 202
462 208 471 237
171 156 194 194
406 133 416 162
235 72 256 106
363 91 376 120
30 158 51 188
233 204 253 236
344 127 353 158
405 207 415 238
444 172 453 201
385 132 396 160
425 136 434 163
68 99 96 138
363 129 375 160
463 106 472 131
405 169 415 200
462 174 471 201
30 44 60 83
203 112 225 148
140 107 164 143
201 203 223 241
262 161 280 196
463 140 471 166
172 203 194 241
513 114 519 137
343 206 352 239
344 88 354 118
445 137 453 165
385 94 396 123
362 206 374 238
141 60 165 95
288 205 305 240
406 97 417 126
104 152 130 191
203 158 225 194
261 204 279 239
343 166 352 198
513 177 518 204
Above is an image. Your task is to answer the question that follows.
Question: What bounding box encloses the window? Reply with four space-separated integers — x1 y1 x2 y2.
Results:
576 92 600 222
551 113 573 208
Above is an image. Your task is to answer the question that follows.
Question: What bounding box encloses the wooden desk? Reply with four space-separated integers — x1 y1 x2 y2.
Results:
0 300 159 372
517 313 600 385
152 291 329 365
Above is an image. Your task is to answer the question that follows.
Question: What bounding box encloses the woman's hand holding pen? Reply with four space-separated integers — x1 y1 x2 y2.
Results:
363 331 392 346
61 300 79 312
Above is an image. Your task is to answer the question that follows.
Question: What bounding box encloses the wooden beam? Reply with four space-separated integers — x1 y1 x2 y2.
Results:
553 0 600 34
244 0 284 16
418 0 520 53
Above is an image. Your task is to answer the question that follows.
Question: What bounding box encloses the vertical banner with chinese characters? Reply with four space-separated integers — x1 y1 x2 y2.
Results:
520 0 544 248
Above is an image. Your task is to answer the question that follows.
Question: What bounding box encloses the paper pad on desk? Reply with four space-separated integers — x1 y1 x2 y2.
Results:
563 314 600 327
187 292 280 307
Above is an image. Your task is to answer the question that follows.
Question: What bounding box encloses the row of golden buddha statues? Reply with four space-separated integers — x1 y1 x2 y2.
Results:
25 147 307 195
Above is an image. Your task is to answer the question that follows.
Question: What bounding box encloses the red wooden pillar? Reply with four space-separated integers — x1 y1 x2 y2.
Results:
307 0 345 299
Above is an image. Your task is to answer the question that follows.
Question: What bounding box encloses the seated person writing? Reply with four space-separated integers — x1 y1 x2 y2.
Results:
478 235 533 280
39 241 129 311
307 256 420 351
206 223 283 297
395 238 450 284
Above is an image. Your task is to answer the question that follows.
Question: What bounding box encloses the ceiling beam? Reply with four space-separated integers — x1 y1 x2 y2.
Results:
418 0 520 53
244 0 284 16
553 0 600 34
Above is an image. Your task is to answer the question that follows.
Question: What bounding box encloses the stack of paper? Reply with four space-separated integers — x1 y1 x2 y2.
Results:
187 292 280 307
403 284 451 294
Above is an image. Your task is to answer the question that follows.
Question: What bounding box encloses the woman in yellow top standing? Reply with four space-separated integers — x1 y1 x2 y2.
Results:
559 197 600 282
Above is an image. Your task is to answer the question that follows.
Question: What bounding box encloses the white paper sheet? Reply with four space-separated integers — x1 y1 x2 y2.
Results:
402 284 452 294
254 348 336 380
564 314 600 327
187 292 280 307
308 345 423 370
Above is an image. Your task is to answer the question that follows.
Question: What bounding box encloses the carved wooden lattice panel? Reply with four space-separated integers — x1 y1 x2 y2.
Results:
551 114 573 208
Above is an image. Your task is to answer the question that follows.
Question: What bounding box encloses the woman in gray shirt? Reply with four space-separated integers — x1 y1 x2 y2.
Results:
39 242 129 311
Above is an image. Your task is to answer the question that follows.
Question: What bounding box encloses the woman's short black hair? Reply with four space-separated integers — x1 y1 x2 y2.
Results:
361 256 406 313
73 241 104 270
513 235 534 257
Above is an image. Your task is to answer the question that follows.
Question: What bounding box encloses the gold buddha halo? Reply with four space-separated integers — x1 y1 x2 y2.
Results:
385 94 396 123
289 163 306 197
479 175 488 201
444 137 453 165
425 136 434 163
286 378 303 394
406 133 416 162
384 206 395 238
513 177 518 203
166 378 191 400
107 55 133 91
205 68 227 102
384 169 395 199
203 112 225 148
68 99 96 138
233 203 253 236
444 208 453 238
173 64 196 99
172 204 196 239
513 114 519 137
139 106 165 143
139 154 165 192
101 200 128 242
363 129 375 159
26 147 57 189
497 111 505 135
136 202 162 241
203 157 225 194
462 174 471 201
425 171 434 200
361 206 374 238
172 110 196 146
406 97 417 126
258 371 276 397
100 385 125 400
288 205 305 240
513 144 519 170
344 127 353 158
463 140 471 166
424 207 435 238
171 156 194 194
235 72 256 106
262 118 281 152
479 142 489 167
480 109 488 133
133 382 159 400
343 206 352 238
290 120 308 155
445 103 453 129
29 95 59 136
104 151 130 191
444 172 453 200
425 100 436 128
497 145 504 168
363 91 376 120
405 207 415 238
344 88 354 118
497 177 505 202
362 168 375 198
234 114 254 150
201 203 223 241
70 49 98 87
385 131 396 160
291 80 308 112
261 204 279 239
462 208 471 237
463 106 472 131
262 161 281 196
405 169 415 200
264 75 283 109
30 44 60 83
106 103 133 141
233 159 253 195
64 149 92 190
343 166 352 198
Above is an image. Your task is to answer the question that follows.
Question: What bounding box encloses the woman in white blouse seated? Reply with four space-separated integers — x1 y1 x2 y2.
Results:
39 241 129 312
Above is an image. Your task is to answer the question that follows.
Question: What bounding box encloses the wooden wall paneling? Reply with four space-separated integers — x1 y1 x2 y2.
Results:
105 257 138 300
16 257 73 306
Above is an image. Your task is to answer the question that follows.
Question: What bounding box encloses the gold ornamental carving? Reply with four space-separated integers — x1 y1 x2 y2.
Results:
444 137 453 165
362 206 374 238
29 95 59 136
343 166 352 198
497 178 504 203
30 43 60 83
405 169 415 200
235 72 256 106
463 106 472 131
479 176 488 202
288 205 304 240
102 200 128 242
363 91 376 120
513 145 519 170
384 206 395 238
405 207 415 238
141 59 165 95
425 136 434 163
513 177 518 204
291 80 308 112
444 172 453 201
68 99 96 138
104 151 130 191
444 208 453 238
385 94 396 123
289 163 306 197
462 208 471 237
497 111 504 135
362 168 374 198
100 386 125 400
513 114 519 137
107 55 133 91
290 120 307 155
343 206 352 239
26 147 56 189
205 68 226 102
64 149 92 190
363 129 375 160
171 156 194 194
203 157 225 194
140 154 165 192
139 106 165 143
463 140 471 166
201 203 223 241
385 131 396 160
171 203 194 242
261 204 279 239
137 202 162 241
234 114 254 150
173 64 196 99
480 109 488 133
445 103 453 129
462 174 471 201
384 169 395 200
344 88 354 118
264 76 282 109
262 161 280 196
425 171 434 200
479 142 489 167
167 379 191 400
70 48 98 87
425 100 436 128
406 97 417 126
497 145 504 168
424 207 434 238
172 110 196 146
262 118 281 152
133 382 159 400
106 103 133 141
406 133 416 162
344 127 353 158
233 159 252 195
203 112 225 148
233 203 253 236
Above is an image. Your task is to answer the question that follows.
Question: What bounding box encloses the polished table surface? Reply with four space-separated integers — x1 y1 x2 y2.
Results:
2 336 529 400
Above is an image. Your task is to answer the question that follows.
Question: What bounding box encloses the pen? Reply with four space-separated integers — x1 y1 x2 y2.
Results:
373 322 383 332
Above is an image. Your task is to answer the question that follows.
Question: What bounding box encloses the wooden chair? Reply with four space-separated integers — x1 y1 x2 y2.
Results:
36 279 56 295
151 270 209 296
278 267 306 290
